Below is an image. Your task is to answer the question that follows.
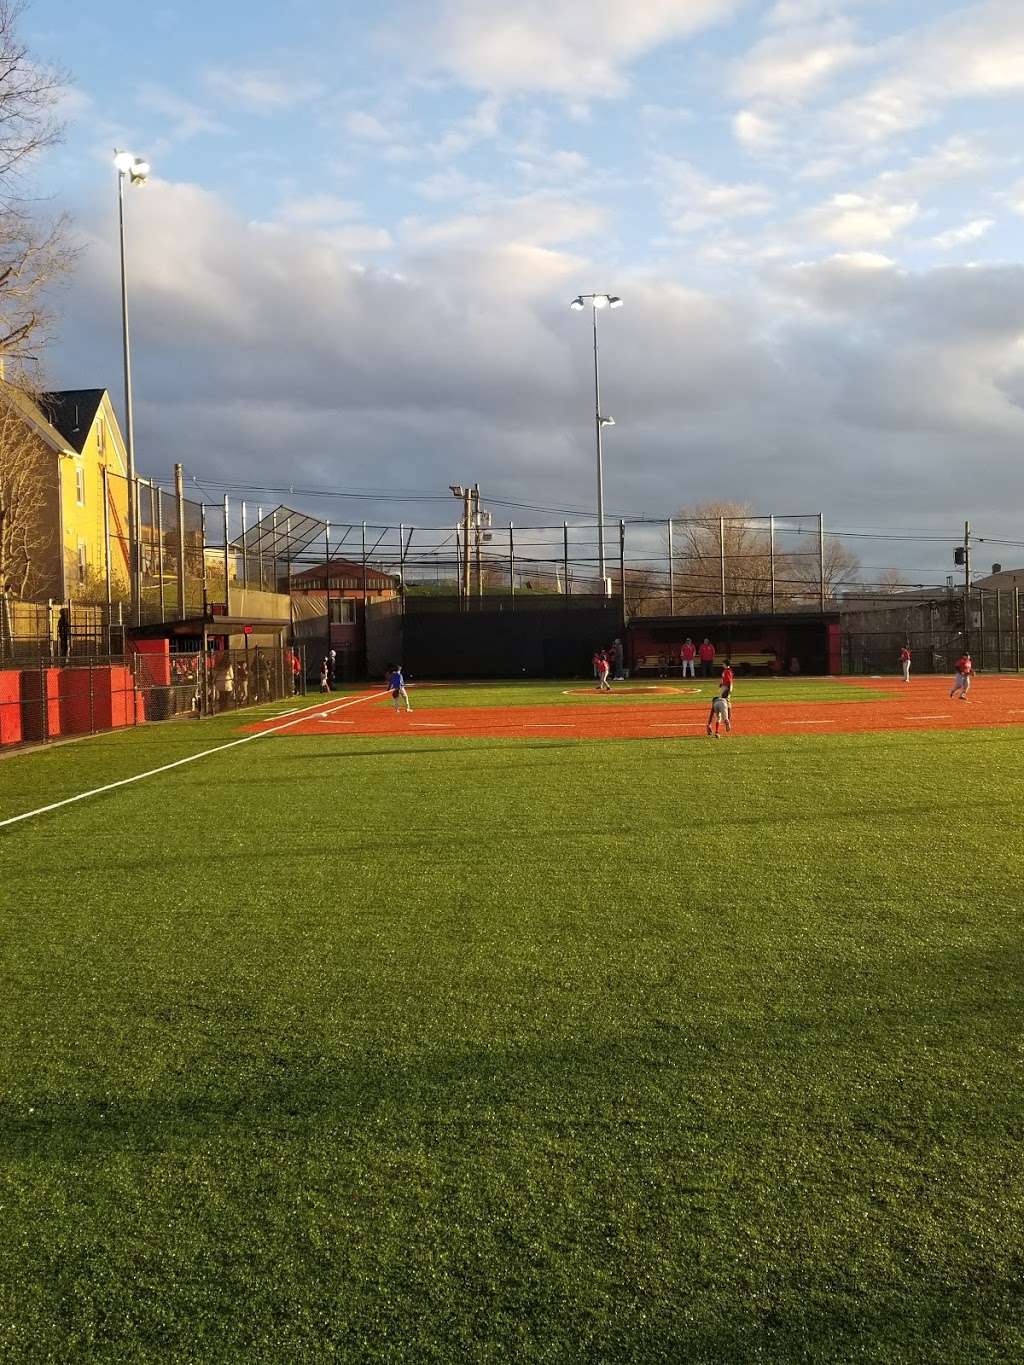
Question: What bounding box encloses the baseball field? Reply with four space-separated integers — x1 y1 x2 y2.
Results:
2 675 1023 1362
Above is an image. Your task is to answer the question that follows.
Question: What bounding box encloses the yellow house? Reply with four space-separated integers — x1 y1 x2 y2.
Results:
0 383 129 603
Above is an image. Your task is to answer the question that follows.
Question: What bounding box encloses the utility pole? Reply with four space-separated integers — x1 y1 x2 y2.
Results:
463 488 472 603
473 483 482 597
964 520 972 654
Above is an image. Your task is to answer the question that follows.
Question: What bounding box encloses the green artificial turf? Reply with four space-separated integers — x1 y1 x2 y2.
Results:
2 698 1024 1362
393 678 892 709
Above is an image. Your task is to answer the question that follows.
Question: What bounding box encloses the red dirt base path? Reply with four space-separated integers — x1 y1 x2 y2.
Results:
248 677 1024 742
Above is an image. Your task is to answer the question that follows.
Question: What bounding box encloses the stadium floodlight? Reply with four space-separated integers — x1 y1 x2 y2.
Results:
115 149 152 625
568 292 624 585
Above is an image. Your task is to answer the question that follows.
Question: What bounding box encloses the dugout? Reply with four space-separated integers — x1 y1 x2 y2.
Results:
628 612 841 677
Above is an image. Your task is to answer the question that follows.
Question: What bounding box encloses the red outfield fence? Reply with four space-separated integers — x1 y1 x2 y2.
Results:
0 646 305 751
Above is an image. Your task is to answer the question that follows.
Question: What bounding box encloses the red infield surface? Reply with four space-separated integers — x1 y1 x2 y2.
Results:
247 677 1024 742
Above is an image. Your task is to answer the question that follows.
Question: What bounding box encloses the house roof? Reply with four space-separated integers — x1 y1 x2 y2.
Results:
40 390 106 454
293 559 400 585
972 567 1024 591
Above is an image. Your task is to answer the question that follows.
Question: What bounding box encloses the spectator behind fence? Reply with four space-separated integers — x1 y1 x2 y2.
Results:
57 606 70 663
680 637 696 678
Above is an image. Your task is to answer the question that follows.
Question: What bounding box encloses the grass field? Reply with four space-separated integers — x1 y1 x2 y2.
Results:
2 683 1024 1362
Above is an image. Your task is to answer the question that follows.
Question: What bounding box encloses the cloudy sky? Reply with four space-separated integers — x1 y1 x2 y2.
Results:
27 0 1024 578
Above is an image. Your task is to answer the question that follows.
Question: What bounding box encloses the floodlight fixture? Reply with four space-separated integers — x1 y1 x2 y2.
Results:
568 291 623 584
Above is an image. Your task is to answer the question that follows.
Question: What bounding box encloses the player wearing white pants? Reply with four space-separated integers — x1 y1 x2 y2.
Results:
706 693 732 737
900 646 911 683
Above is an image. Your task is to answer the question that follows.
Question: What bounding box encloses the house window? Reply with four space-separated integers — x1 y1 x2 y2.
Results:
75 465 86 506
329 598 355 624
77 542 88 585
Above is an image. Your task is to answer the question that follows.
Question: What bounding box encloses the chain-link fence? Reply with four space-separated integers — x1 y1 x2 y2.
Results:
0 646 305 750
841 589 1023 675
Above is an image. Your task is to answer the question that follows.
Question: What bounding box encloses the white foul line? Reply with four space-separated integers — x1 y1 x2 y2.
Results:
0 690 389 832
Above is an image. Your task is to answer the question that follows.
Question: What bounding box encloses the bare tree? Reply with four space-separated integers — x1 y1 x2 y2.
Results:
622 565 667 621
0 1 73 359
0 379 52 599
788 535 861 601
669 501 778 613
875 568 908 595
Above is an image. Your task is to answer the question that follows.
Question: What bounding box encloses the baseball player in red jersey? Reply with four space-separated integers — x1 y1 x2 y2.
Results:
950 653 972 701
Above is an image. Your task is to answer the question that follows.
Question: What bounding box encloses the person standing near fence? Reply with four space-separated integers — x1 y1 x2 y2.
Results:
900 644 911 683
950 652 972 701
596 651 612 692
699 638 716 678
320 657 330 693
57 607 70 663
680 638 696 678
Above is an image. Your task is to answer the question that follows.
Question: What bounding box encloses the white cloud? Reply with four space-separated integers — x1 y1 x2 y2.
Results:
733 108 782 151
651 156 776 233
513 149 589 183
387 0 742 96
135 85 229 144
826 0 1024 148
928 218 995 250
401 192 608 249
344 111 396 142
804 192 918 246
729 20 867 102
205 67 325 111
429 98 501 160
273 195 366 228
55 178 1024 539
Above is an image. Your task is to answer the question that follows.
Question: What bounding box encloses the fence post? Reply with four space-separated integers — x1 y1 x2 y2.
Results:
242 500 250 591
102 467 112 615
769 514 776 614
157 485 166 623
223 495 230 615
398 522 405 594
668 519 675 614
563 522 570 597
619 519 626 624
88 659 95 735
818 512 826 613
997 589 1003 671
200 503 209 615
174 465 187 620
1015 587 1021 673
978 590 986 670
509 523 515 598
719 517 726 614
361 521 368 678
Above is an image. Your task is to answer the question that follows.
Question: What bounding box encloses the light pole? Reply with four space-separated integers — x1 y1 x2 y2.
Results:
570 292 622 588
114 149 150 621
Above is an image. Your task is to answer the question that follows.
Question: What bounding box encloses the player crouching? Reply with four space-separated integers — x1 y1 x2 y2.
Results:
706 692 732 738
